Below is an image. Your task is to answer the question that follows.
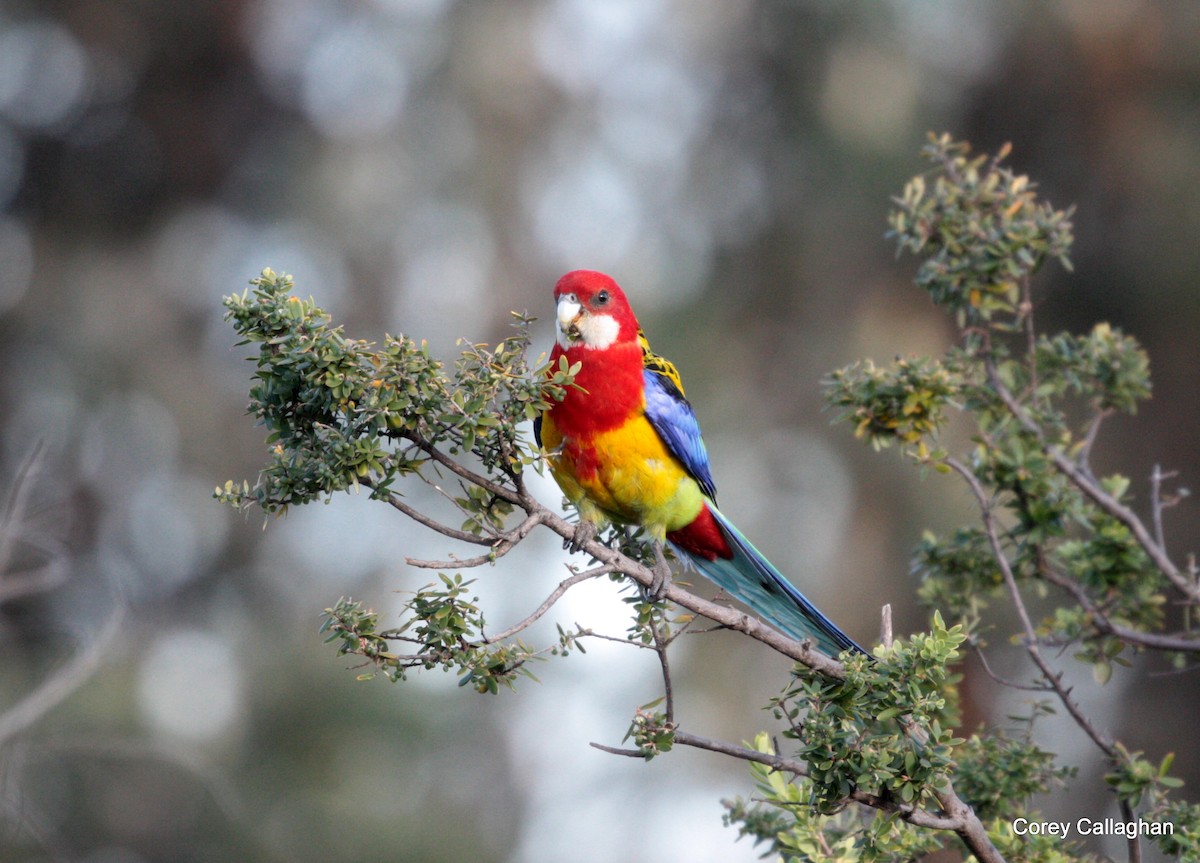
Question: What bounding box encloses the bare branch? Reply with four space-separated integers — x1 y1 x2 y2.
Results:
588 741 645 758
407 512 546 569
1078 409 1108 474
1150 465 1187 554
0 441 46 576
481 564 612 644
933 781 1007 863
554 512 852 676
946 456 1117 759
1037 562 1200 653
0 560 69 604
971 645 1055 692
403 431 523 505
651 614 675 725
984 360 1199 602
0 442 69 603
1120 797 1143 863
363 478 501 547
1020 273 1038 397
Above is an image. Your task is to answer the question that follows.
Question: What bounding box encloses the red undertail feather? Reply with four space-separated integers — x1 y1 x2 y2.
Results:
666 504 732 561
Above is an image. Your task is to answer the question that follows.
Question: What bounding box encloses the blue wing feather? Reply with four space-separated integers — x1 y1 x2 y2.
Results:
679 506 867 656
642 369 717 501
640 344 866 657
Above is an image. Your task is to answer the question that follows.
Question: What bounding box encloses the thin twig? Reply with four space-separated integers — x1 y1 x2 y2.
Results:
946 456 1116 759
1021 273 1038 398
651 614 675 725
1078 410 1108 475
1120 797 1143 863
672 731 967 833
0 442 59 595
404 431 523 505
972 645 1055 692
0 442 44 554
363 478 500 547
1038 563 1200 653
1149 465 1182 554
984 359 1197 602
481 565 612 644
406 512 545 569
589 741 644 758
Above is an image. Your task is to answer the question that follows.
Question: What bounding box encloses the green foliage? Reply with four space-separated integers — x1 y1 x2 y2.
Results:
723 734 944 863
952 705 1073 821
1036 324 1151 414
986 820 1092 863
1105 744 1185 808
321 577 542 693
820 135 1197 858
220 268 593 693
1150 800 1200 862
222 137 1199 863
217 268 567 515
623 704 676 760
825 356 958 456
772 614 964 814
830 135 1195 672
889 133 1074 330
913 527 1005 624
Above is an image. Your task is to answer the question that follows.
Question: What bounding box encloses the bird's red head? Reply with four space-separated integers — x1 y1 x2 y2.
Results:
553 270 639 351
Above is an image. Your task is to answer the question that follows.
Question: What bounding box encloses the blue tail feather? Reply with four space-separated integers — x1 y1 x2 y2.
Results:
671 507 867 657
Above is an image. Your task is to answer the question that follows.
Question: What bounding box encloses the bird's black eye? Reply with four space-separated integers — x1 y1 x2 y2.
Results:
595 290 610 306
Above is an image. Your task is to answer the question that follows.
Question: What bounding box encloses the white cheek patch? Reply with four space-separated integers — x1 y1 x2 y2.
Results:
576 313 620 350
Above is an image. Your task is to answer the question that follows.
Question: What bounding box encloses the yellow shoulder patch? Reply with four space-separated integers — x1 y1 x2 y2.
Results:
638 328 685 396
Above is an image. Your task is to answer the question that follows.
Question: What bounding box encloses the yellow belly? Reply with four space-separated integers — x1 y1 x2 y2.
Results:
539 412 704 537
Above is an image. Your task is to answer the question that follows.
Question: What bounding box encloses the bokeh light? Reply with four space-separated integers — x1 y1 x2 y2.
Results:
2 1 1198 861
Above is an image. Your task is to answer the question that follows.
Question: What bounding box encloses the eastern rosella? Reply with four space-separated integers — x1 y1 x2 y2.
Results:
534 270 866 657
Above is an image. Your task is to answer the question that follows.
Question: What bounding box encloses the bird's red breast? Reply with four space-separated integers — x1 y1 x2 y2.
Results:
543 269 732 560
545 270 647 440
548 340 643 436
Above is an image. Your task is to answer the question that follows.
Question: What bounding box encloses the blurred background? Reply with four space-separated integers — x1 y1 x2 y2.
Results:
1 1 1198 861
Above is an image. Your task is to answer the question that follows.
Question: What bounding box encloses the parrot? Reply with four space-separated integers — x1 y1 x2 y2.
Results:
533 269 866 658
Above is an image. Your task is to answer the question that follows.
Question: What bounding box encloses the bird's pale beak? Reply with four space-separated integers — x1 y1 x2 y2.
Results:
557 294 583 342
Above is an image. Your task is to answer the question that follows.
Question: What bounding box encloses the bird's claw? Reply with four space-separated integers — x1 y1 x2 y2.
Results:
643 542 673 602
564 520 598 553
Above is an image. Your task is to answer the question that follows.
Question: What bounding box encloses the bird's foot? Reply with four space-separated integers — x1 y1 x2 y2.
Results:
564 519 598 553
643 541 673 602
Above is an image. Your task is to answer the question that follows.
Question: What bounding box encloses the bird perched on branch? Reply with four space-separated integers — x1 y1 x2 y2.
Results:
534 269 866 657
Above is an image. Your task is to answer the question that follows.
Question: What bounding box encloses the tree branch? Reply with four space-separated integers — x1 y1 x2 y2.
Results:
406 511 546 569
672 731 989 838
1037 561 1200 653
480 564 612 643
984 360 1199 603
0 442 70 603
1150 465 1185 553
364 477 503 547
403 430 524 506
504 480 858 675
946 456 1117 760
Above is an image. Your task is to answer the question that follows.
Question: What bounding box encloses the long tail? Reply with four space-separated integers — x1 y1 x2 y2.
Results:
667 505 867 657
